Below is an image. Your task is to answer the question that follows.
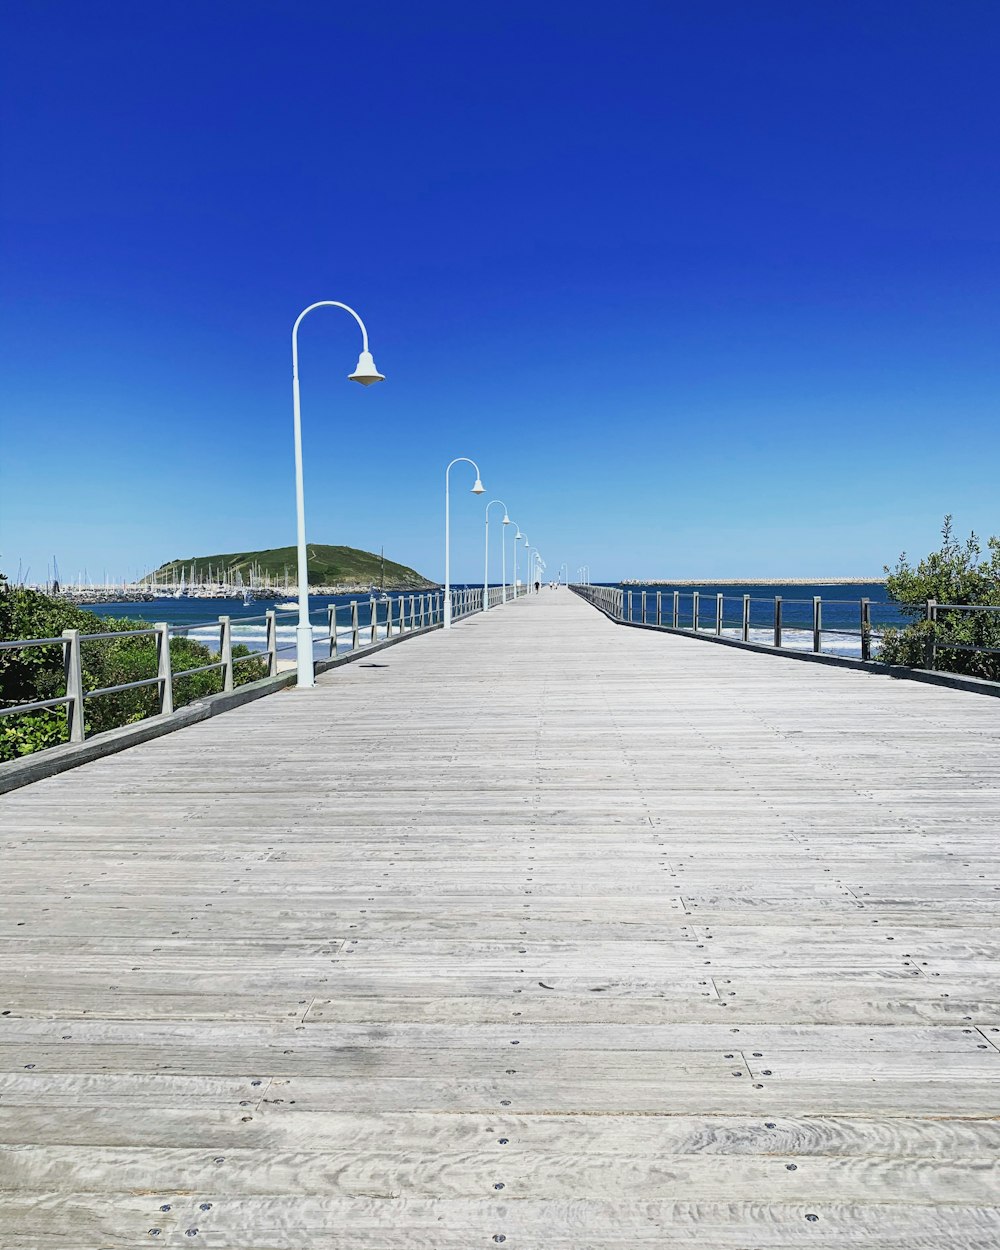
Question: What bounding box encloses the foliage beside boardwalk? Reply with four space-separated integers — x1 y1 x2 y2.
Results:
879 517 1000 680
0 576 266 761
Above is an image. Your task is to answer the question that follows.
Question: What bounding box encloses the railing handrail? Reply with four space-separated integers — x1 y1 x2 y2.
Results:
78 627 158 641
0 636 65 651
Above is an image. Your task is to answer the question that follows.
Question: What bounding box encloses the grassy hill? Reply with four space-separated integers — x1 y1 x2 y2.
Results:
147 545 435 589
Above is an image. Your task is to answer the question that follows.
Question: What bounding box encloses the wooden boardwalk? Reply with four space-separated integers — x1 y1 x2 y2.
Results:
1 588 999 1248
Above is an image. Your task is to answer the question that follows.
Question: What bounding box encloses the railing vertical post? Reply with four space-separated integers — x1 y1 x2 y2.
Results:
656 591 662 626
386 597 394 639
774 596 782 649
925 599 937 670
370 597 377 645
219 616 234 692
742 594 751 643
265 610 278 676
155 622 173 716
327 605 337 657
350 601 360 651
672 591 679 629
715 593 724 636
61 629 86 742
860 598 872 662
641 590 647 624
692 591 700 632
812 596 822 654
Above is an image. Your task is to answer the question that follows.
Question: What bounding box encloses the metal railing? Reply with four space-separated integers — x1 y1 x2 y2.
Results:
570 585 623 619
0 585 534 757
922 600 1000 670
570 585 1000 672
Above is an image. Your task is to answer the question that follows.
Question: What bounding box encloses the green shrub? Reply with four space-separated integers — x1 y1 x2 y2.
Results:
0 579 269 761
879 517 1000 680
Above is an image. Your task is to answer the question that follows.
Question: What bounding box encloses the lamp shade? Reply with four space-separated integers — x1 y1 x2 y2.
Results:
471 478 485 494
502 514 510 525
348 350 385 386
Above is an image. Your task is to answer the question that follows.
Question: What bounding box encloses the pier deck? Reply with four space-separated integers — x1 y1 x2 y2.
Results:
1 588 999 1247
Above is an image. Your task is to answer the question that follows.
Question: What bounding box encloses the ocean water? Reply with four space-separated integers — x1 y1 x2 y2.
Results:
86 588 487 661
617 582 911 659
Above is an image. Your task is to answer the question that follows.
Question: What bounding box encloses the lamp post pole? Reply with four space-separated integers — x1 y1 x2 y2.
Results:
483 500 509 610
444 457 484 630
509 524 522 599
291 300 383 689
526 547 539 592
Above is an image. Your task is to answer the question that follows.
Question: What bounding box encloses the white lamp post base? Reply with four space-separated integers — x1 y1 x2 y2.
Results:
296 624 316 688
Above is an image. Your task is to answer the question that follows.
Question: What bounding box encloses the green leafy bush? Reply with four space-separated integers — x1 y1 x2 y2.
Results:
0 579 268 761
879 517 1000 680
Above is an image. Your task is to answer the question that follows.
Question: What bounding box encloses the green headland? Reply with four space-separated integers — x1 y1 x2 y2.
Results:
145 544 435 590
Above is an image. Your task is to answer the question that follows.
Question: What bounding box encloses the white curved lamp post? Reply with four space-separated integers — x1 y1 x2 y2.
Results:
508 523 522 598
483 500 510 610
291 300 383 689
444 457 485 629
526 546 540 591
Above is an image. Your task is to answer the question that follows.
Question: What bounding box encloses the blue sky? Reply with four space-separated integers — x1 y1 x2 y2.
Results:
2 1 998 584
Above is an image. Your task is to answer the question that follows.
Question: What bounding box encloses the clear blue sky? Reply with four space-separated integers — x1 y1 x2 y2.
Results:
2 1 998 584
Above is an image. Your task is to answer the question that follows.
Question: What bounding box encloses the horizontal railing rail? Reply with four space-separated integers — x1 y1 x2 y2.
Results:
2 585 533 762
0 636 66 651
569 585 1000 673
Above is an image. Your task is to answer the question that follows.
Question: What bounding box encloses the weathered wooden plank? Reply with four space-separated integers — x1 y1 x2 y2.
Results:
3 1108 1000 1156
1 1144 998 1205
2 1194 999 1249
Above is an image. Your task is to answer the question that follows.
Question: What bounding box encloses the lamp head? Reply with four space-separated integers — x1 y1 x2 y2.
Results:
471 478 485 494
348 350 385 387
515 530 523 540
502 514 510 525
